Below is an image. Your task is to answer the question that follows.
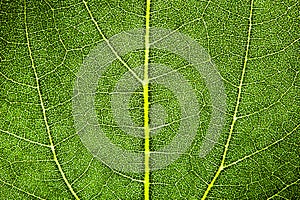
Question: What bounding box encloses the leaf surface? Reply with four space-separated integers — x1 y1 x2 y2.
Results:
0 0 299 199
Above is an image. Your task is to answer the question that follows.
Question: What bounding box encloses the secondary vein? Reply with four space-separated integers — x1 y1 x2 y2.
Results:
24 1 80 199
143 0 151 199
200 0 254 199
82 0 143 84
0 179 46 200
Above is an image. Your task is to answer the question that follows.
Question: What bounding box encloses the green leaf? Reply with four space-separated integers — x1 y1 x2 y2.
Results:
0 0 299 199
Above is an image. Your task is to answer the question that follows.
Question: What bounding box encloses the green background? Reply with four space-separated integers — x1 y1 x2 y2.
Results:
0 0 299 199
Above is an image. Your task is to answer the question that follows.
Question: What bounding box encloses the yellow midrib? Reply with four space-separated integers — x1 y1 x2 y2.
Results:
143 0 151 200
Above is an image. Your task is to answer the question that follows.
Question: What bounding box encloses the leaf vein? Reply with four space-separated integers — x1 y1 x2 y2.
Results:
23 1 80 199
201 0 254 198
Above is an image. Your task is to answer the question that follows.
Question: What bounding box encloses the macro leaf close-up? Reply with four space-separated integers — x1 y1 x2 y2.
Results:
0 0 299 199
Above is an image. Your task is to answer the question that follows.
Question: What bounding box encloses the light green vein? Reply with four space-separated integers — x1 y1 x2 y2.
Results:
24 1 80 199
200 0 254 199
0 128 50 147
249 37 300 60
237 71 298 119
0 71 37 89
82 0 143 84
0 179 46 200
224 124 300 169
267 179 300 200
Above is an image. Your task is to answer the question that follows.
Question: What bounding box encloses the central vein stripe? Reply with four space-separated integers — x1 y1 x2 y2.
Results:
143 0 151 199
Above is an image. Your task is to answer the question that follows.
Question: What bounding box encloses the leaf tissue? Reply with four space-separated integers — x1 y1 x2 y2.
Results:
0 0 299 199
